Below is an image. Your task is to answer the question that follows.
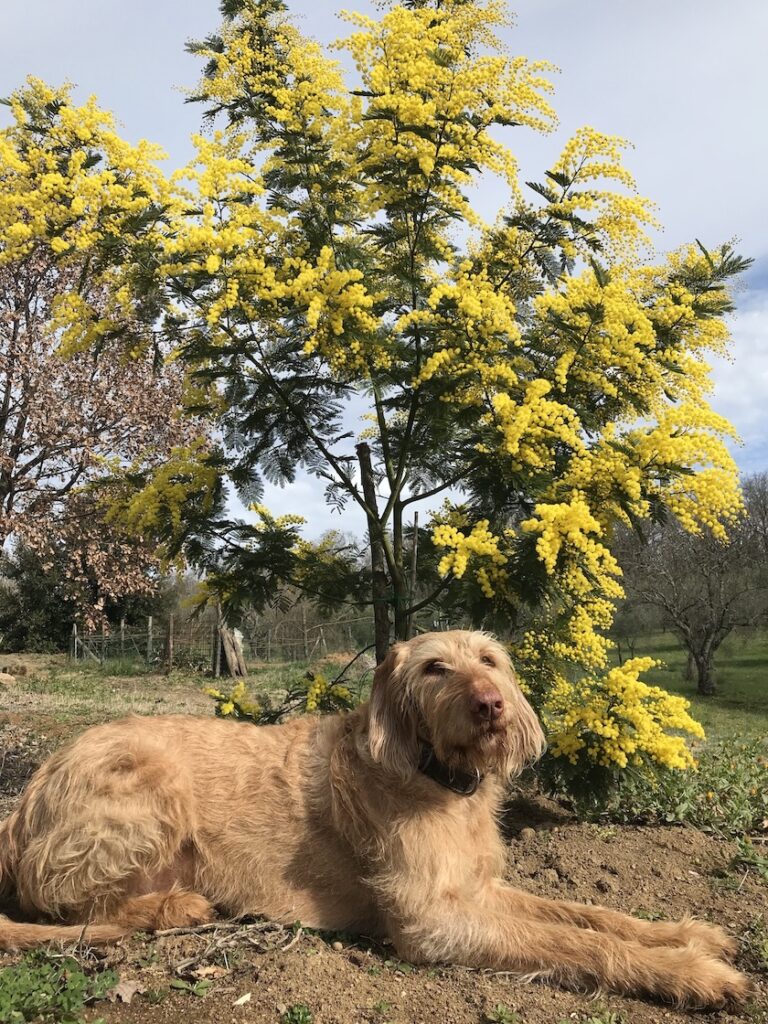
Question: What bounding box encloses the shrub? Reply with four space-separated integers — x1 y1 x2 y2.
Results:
534 658 705 815
545 738 768 834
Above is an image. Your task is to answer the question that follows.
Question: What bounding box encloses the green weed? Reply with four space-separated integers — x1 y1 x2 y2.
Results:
584 738 768 835
383 958 414 974
281 1005 313 1024
0 950 117 1024
169 977 213 997
741 916 768 973
733 839 768 885
485 1005 522 1024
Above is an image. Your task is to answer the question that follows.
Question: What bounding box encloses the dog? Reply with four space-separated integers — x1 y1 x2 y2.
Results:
0 630 749 1007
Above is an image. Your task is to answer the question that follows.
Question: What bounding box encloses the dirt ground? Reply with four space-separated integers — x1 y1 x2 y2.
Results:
1 664 766 1024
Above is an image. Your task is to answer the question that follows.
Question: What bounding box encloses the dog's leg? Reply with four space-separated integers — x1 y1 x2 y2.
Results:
389 898 750 1008
107 888 215 931
496 886 736 959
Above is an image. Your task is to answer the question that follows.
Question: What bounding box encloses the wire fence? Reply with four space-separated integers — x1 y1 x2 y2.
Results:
71 613 376 674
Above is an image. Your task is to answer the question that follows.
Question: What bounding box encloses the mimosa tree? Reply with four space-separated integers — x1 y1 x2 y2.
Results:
52 0 749 784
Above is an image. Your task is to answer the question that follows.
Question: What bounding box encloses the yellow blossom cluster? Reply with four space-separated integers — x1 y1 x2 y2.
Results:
339 2 556 219
533 269 659 405
542 659 705 771
106 438 217 536
432 517 508 598
248 503 306 532
305 674 353 712
546 127 659 259
206 673 353 723
1 79 174 358
522 497 615 577
489 379 583 472
206 681 263 720
627 405 742 538
0 79 171 268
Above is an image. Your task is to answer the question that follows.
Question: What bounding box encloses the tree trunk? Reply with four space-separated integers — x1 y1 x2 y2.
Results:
685 650 695 682
356 442 391 663
695 654 717 696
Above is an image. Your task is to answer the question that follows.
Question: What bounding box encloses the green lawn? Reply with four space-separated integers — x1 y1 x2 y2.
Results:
612 630 768 741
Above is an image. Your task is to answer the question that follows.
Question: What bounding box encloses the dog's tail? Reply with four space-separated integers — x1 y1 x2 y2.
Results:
0 917 126 951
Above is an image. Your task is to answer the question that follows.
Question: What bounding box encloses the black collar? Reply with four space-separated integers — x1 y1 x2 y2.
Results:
417 743 483 797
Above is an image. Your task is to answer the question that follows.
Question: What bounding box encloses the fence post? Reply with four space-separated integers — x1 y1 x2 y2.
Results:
166 614 174 675
302 606 309 660
70 623 78 661
120 617 125 658
212 602 222 678
266 629 272 663
147 615 153 667
100 622 106 665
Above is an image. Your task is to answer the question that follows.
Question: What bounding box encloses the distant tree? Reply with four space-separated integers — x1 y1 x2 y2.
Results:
0 542 77 652
608 594 663 665
742 471 768 561
617 477 768 694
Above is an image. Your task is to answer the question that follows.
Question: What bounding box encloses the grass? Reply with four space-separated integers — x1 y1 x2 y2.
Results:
611 629 768 741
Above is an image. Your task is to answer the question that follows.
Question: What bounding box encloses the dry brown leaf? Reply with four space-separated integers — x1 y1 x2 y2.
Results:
107 979 147 1004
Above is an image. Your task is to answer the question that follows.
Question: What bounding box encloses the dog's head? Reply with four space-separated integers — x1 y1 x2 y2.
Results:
367 630 545 781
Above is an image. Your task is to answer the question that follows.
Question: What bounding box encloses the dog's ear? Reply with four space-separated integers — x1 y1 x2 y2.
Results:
500 654 547 779
368 642 418 777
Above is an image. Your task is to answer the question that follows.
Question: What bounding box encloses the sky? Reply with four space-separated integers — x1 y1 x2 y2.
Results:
2 0 767 536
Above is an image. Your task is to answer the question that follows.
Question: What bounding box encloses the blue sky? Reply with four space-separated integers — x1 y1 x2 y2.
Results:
3 0 767 533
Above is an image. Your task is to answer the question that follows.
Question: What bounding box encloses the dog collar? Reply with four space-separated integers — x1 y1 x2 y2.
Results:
417 743 483 797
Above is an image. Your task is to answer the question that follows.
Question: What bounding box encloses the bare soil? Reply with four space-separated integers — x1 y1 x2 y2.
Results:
0 671 766 1024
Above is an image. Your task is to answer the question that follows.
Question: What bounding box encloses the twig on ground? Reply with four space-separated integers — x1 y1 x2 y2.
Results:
280 926 303 952
166 919 295 974
155 921 244 938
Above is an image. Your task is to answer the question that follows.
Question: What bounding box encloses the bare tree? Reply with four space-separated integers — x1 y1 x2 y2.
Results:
616 478 768 695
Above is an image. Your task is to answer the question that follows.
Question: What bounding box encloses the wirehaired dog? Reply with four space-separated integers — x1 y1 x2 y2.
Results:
0 631 749 1007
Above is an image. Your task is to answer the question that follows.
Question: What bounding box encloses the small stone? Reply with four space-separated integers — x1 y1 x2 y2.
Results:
332 940 343 951
519 827 536 843
0 672 15 687
540 868 559 885
596 877 613 893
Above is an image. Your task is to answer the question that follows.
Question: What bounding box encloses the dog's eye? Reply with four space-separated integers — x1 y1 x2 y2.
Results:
480 655 496 667
424 661 446 676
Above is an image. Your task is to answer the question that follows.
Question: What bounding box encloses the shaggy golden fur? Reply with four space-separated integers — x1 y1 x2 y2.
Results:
0 631 750 1008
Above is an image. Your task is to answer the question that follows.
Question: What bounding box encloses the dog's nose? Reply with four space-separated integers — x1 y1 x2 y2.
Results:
470 689 504 722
